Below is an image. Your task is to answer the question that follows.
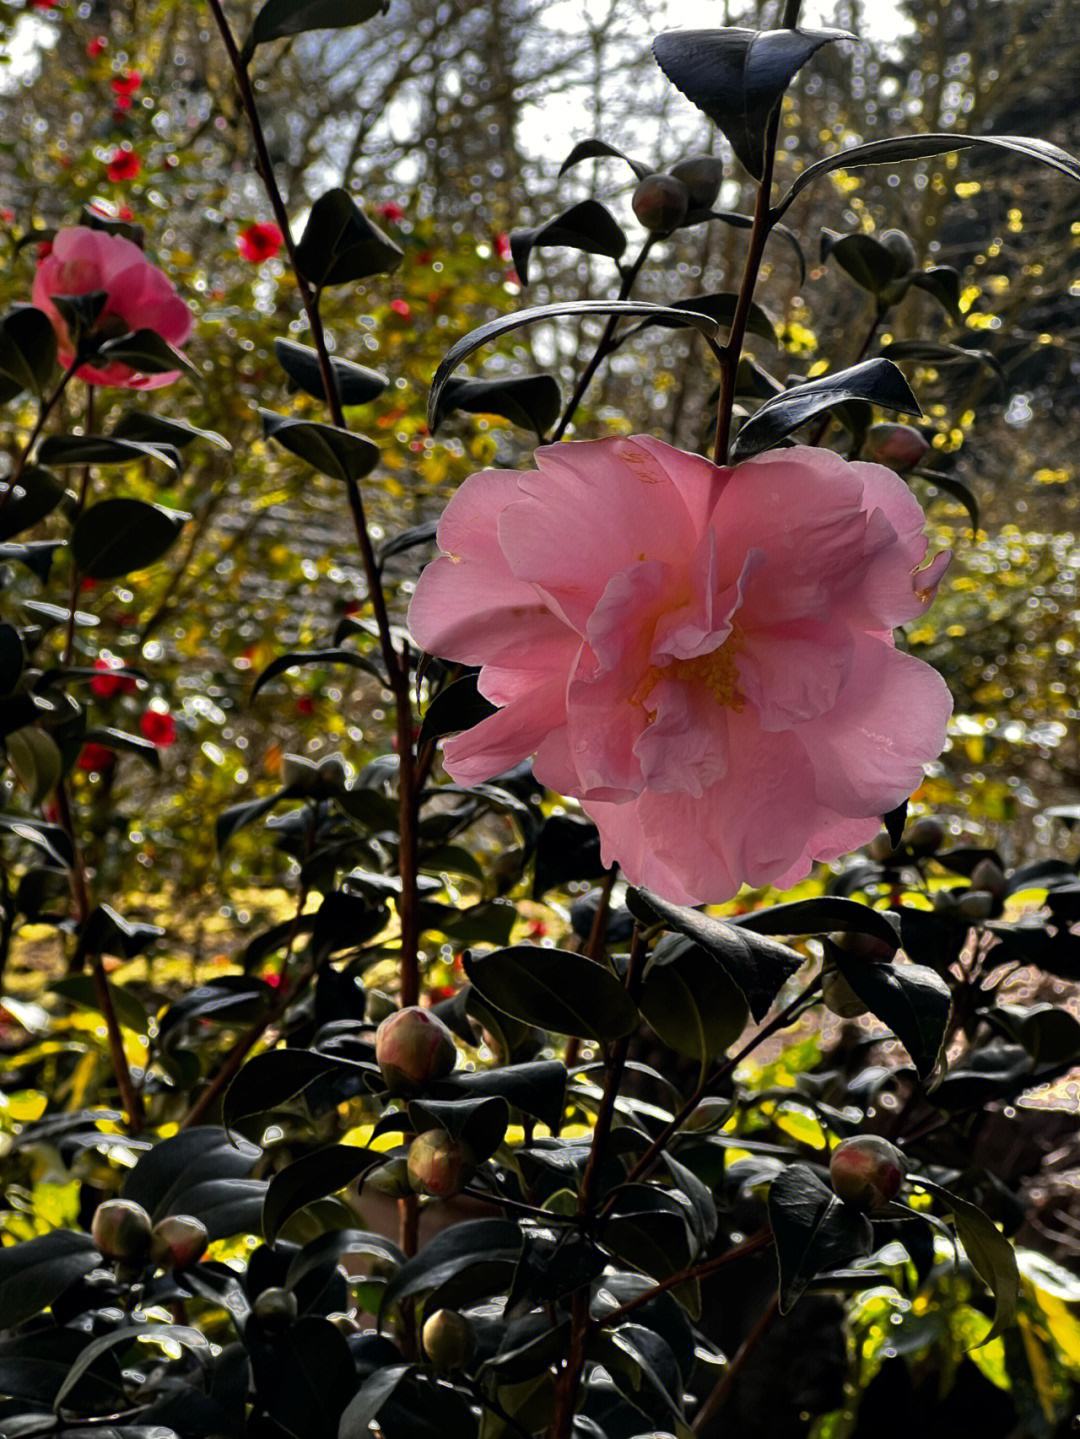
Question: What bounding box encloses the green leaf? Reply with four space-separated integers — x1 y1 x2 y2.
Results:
730 357 921 460
829 946 951 1080
511 200 626 285
0 1230 101 1329
639 936 749 1061
417 673 496 746
223 1047 350 1130
0 305 57 396
433 374 562 439
53 1322 210 1414
259 409 379 482
294 188 403 287
248 0 389 50
53 974 149 1034
775 133 1080 219
769 1162 873 1312
919 1179 1019 1344
629 887 803 1021
408 1094 509 1162
463 946 639 1042
37 434 181 469
71 498 186 579
252 647 384 699
433 1060 567 1133
215 791 286 850
429 300 721 432
380 1219 523 1318
653 26 853 179
263 1145 380 1243
112 410 231 451
621 290 778 345
909 266 964 322
273 338 388 406
821 229 904 294
6 725 61 804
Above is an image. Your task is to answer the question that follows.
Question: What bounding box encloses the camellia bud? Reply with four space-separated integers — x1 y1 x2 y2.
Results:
880 228 917 274
422 1308 476 1372
668 153 723 210
863 422 930 473
375 1006 457 1094
150 1214 208 1270
91 1198 153 1263
970 858 1007 899
253 1287 298 1327
407 1130 477 1198
829 1135 906 1210
821 966 870 1019
632 173 690 233
906 816 945 856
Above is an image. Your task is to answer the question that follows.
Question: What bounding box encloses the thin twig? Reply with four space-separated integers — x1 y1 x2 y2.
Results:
595 1226 773 1330
692 1293 781 1432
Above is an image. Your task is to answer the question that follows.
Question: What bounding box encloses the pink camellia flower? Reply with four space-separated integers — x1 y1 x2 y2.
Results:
409 438 953 905
32 225 193 388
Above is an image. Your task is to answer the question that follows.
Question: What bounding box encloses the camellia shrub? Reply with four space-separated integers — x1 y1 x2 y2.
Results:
1 4 1079 1439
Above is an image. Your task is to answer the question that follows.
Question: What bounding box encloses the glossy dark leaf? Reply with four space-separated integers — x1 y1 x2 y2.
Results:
259 409 379 482
821 229 904 293
71 498 186 579
378 519 438 569
5 725 61 805
429 299 720 430
624 289 778 344
919 1179 1019 1344
215 790 286 850
223 1047 355 1130
433 373 562 439
263 1145 380 1243
730 357 921 460
830 948 951 1079
883 800 908 849
909 266 964 322
769 1162 873 1311
881 338 1002 382
53 973 149 1034
775 133 1080 218
81 726 162 769
0 538 64 583
0 623 24 695
252 647 383 700
463 946 639 1042
249 0 389 49
112 410 231 450
533 813 605 899
407 1094 509 1162
639 936 748 1061
98 328 198 380
911 469 980 532
630 887 803 1021
248 1316 357 1439
653 26 853 178
734 897 900 950
0 304 57 396
510 200 626 285
417 672 496 746
0 1230 101 1328
380 1218 523 1314
38 434 180 470
558 138 652 180
273 338 388 406
54 1322 209 1415
0 465 66 542
338 1365 413 1439
433 1060 566 1132
294 188 403 287
122 1125 260 1219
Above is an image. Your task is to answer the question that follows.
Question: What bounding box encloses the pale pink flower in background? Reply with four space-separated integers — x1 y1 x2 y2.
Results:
409 437 952 905
33 225 193 389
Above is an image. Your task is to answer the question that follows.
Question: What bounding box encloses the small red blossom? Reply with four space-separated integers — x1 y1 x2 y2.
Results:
0 208 14 225
90 655 137 700
118 204 134 221
493 231 512 262
296 696 315 717
416 249 434 265
526 920 549 939
114 96 133 113
341 598 361 617
376 202 405 224
111 71 141 97
389 298 411 318
86 36 107 58
139 708 177 747
36 240 53 261
106 148 141 183
237 221 284 264
262 971 284 989
78 742 115 773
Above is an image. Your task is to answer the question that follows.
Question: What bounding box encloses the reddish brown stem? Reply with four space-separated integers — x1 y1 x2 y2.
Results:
89 950 145 1132
692 1293 781 1432
596 1226 773 1331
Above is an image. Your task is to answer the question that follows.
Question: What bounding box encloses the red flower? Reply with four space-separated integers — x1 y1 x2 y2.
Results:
86 36 107 58
36 239 53 261
114 96 133 113
376 202 405 224
139 708 176 747
106 148 141 183
493 231 512 262
237 221 284 264
296 696 315 717
111 71 141 97
90 655 137 699
389 298 411 318
78 742 115 773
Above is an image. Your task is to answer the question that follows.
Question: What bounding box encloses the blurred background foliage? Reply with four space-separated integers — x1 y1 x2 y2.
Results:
0 0 1077 925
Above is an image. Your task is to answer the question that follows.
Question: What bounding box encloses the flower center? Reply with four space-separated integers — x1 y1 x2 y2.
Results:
669 627 745 710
